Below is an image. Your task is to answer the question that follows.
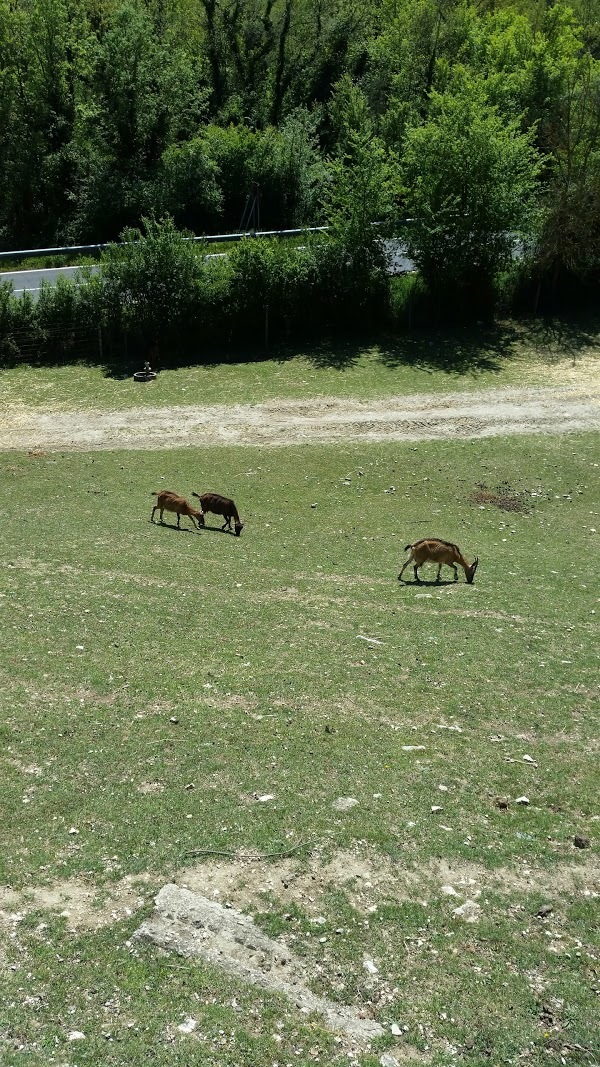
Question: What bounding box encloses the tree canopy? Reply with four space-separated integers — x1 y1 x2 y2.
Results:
1 0 599 289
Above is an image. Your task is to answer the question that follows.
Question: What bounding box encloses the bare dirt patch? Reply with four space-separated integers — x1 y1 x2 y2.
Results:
471 482 532 513
180 848 397 916
1 383 599 451
179 845 600 918
0 873 155 932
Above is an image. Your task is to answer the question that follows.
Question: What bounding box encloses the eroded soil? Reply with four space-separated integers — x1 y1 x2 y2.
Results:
2 846 597 935
1 382 599 450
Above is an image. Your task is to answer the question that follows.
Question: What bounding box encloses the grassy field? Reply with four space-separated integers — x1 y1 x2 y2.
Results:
1 315 599 414
1 410 598 1066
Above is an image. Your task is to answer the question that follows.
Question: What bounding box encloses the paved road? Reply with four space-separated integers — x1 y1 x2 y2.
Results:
0 264 97 298
0 241 415 298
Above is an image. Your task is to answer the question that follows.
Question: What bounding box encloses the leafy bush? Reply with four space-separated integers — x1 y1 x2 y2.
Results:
99 216 200 344
402 80 541 316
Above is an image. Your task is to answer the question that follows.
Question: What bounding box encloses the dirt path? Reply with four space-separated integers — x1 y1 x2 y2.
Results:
2 383 599 451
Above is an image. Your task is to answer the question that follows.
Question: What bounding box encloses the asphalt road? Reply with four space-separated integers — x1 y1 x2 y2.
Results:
0 241 415 298
0 264 97 298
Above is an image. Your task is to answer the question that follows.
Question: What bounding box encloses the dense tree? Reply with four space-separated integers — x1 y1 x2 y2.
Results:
0 0 598 311
401 80 541 311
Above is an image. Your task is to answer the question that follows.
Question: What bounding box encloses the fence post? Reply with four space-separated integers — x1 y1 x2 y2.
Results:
533 278 542 316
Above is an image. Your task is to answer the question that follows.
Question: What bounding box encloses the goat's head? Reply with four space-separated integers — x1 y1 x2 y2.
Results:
196 510 205 526
465 557 479 584
234 521 244 537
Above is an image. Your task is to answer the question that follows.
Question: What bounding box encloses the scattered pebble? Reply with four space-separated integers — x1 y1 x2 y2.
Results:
333 797 359 812
390 1022 402 1036
177 1017 197 1034
67 1031 86 1042
537 904 553 918
453 900 481 922
363 958 379 975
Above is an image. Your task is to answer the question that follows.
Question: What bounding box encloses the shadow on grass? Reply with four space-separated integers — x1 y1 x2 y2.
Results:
197 523 240 536
149 520 201 534
150 519 240 537
317 312 598 376
3 311 599 381
398 577 458 586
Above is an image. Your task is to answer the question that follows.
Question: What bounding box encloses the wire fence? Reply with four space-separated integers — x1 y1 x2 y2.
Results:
0 323 104 367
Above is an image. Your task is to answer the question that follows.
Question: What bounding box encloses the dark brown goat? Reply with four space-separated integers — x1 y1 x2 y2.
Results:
399 538 479 584
151 490 204 530
192 492 243 535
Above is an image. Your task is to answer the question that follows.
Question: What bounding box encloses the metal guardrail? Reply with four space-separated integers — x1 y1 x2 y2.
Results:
0 221 414 263
0 225 333 263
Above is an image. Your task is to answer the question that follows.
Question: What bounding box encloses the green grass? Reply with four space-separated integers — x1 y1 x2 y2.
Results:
1 315 599 413
0 253 99 271
1 429 598 1066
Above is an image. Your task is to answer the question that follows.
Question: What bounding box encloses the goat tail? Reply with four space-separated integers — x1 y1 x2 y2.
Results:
192 492 200 500
151 491 158 497
404 543 413 552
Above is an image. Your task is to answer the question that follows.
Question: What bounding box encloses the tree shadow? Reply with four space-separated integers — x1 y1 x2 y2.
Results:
3 310 598 381
304 313 600 377
516 311 600 364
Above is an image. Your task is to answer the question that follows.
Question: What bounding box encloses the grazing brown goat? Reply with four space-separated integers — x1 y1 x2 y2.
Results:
399 538 479 584
192 492 243 536
151 490 205 530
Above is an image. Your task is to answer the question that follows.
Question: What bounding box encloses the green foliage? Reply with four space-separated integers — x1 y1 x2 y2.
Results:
158 138 223 232
201 115 325 231
536 52 600 282
99 216 201 341
227 237 316 332
1 0 600 316
402 80 541 313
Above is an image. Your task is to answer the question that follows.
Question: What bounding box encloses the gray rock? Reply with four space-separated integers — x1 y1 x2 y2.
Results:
134 885 383 1043
333 797 359 812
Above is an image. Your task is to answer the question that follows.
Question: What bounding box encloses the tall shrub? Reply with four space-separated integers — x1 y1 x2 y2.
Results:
99 216 200 347
402 80 541 314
